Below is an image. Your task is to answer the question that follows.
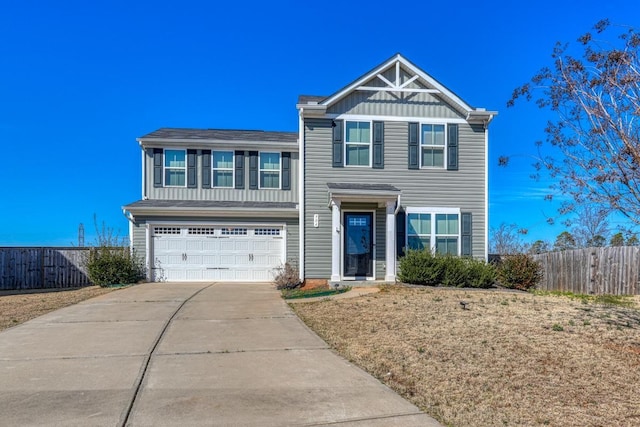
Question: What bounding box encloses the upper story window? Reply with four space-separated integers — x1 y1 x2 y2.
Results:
406 208 460 255
212 151 234 188
421 124 445 168
345 121 371 166
259 152 280 189
164 149 186 186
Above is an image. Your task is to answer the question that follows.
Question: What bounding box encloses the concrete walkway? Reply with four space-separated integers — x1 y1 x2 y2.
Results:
0 282 441 426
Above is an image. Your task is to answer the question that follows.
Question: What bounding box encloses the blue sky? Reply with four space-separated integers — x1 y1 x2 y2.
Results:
1 0 637 246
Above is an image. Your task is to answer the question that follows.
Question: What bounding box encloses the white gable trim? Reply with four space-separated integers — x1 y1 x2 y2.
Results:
320 54 474 115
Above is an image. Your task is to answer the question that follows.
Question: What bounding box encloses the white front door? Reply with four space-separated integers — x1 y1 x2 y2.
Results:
151 226 284 282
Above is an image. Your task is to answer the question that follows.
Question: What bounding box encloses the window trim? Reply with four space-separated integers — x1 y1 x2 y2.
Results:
212 150 235 188
258 151 281 190
419 122 447 169
163 148 187 187
344 120 372 168
405 207 461 255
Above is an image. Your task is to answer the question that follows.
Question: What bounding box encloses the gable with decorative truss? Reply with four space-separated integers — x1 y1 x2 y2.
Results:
298 53 495 125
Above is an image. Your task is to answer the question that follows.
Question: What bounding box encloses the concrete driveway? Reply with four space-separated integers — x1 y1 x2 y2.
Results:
0 282 441 426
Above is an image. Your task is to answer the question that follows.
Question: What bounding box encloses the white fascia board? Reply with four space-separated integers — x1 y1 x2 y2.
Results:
296 103 327 118
321 54 477 116
466 111 499 125
126 207 299 218
321 54 401 107
138 139 298 151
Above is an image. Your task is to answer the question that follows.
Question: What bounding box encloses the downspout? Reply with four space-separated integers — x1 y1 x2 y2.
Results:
298 108 305 282
122 209 135 252
141 143 147 200
484 114 493 261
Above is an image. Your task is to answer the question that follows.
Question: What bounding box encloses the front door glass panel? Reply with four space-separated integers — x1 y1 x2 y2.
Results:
344 212 373 277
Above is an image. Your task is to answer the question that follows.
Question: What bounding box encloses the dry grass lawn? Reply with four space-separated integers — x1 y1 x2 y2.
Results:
291 286 640 427
0 286 113 331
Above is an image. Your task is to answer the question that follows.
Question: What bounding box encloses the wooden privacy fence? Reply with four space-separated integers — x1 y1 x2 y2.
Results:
0 247 91 290
532 246 640 295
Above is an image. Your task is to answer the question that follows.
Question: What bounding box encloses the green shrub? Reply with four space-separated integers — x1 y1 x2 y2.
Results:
465 258 497 288
441 255 468 287
273 262 302 290
398 250 496 288
86 247 146 286
398 249 445 286
497 253 543 290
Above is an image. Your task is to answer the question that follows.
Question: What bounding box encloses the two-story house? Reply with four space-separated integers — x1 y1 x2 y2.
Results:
123 54 496 284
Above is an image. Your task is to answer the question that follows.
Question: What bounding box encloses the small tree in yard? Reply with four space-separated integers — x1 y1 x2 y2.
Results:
497 254 543 291
554 231 577 251
505 20 640 227
84 216 145 287
490 223 529 254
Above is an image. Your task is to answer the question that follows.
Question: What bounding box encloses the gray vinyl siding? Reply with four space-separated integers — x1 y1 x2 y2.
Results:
328 90 465 119
303 118 486 279
327 67 465 118
131 221 147 258
131 216 299 272
146 149 299 203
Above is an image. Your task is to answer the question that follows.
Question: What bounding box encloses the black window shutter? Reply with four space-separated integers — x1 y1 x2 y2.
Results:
153 148 163 187
249 151 258 189
281 152 291 190
396 210 406 258
461 212 472 256
447 123 459 171
408 122 419 169
187 149 197 188
201 150 211 188
235 150 245 189
373 121 384 169
332 120 343 167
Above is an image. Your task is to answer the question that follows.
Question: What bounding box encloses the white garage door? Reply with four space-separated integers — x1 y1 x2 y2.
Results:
151 225 284 282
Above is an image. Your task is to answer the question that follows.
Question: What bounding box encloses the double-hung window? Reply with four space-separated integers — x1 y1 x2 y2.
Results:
212 151 234 188
259 152 280 189
164 149 186 186
345 121 371 166
406 208 460 255
421 124 445 168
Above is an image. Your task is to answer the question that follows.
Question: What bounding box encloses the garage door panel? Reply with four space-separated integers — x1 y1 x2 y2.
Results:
152 226 284 282
202 240 219 250
186 240 203 251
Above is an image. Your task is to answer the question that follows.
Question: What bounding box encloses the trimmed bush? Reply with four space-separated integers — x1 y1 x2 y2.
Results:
398 250 445 286
465 258 497 288
496 253 543 290
441 255 468 287
86 247 146 287
398 250 496 288
273 262 302 290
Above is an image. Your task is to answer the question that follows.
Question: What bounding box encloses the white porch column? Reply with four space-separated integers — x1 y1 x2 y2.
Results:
385 200 397 282
330 199 342 282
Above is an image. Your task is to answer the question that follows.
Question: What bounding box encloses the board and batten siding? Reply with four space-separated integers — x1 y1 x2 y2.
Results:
146 150 299 203
131 216 299 269
328 90 465 119
303 118 486 279
327 66 466 119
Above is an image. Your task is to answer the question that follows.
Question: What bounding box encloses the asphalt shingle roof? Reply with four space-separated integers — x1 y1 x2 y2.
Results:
297 95 327 104
123 200 297 210
326 183 401 192
139 128 297 142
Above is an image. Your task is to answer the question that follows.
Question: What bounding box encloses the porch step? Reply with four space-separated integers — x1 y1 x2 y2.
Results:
329 280 394 289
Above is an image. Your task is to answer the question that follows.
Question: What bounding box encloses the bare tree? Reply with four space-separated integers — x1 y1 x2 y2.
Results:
567 205 610 247
506 20 640 225
490 223 528 254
